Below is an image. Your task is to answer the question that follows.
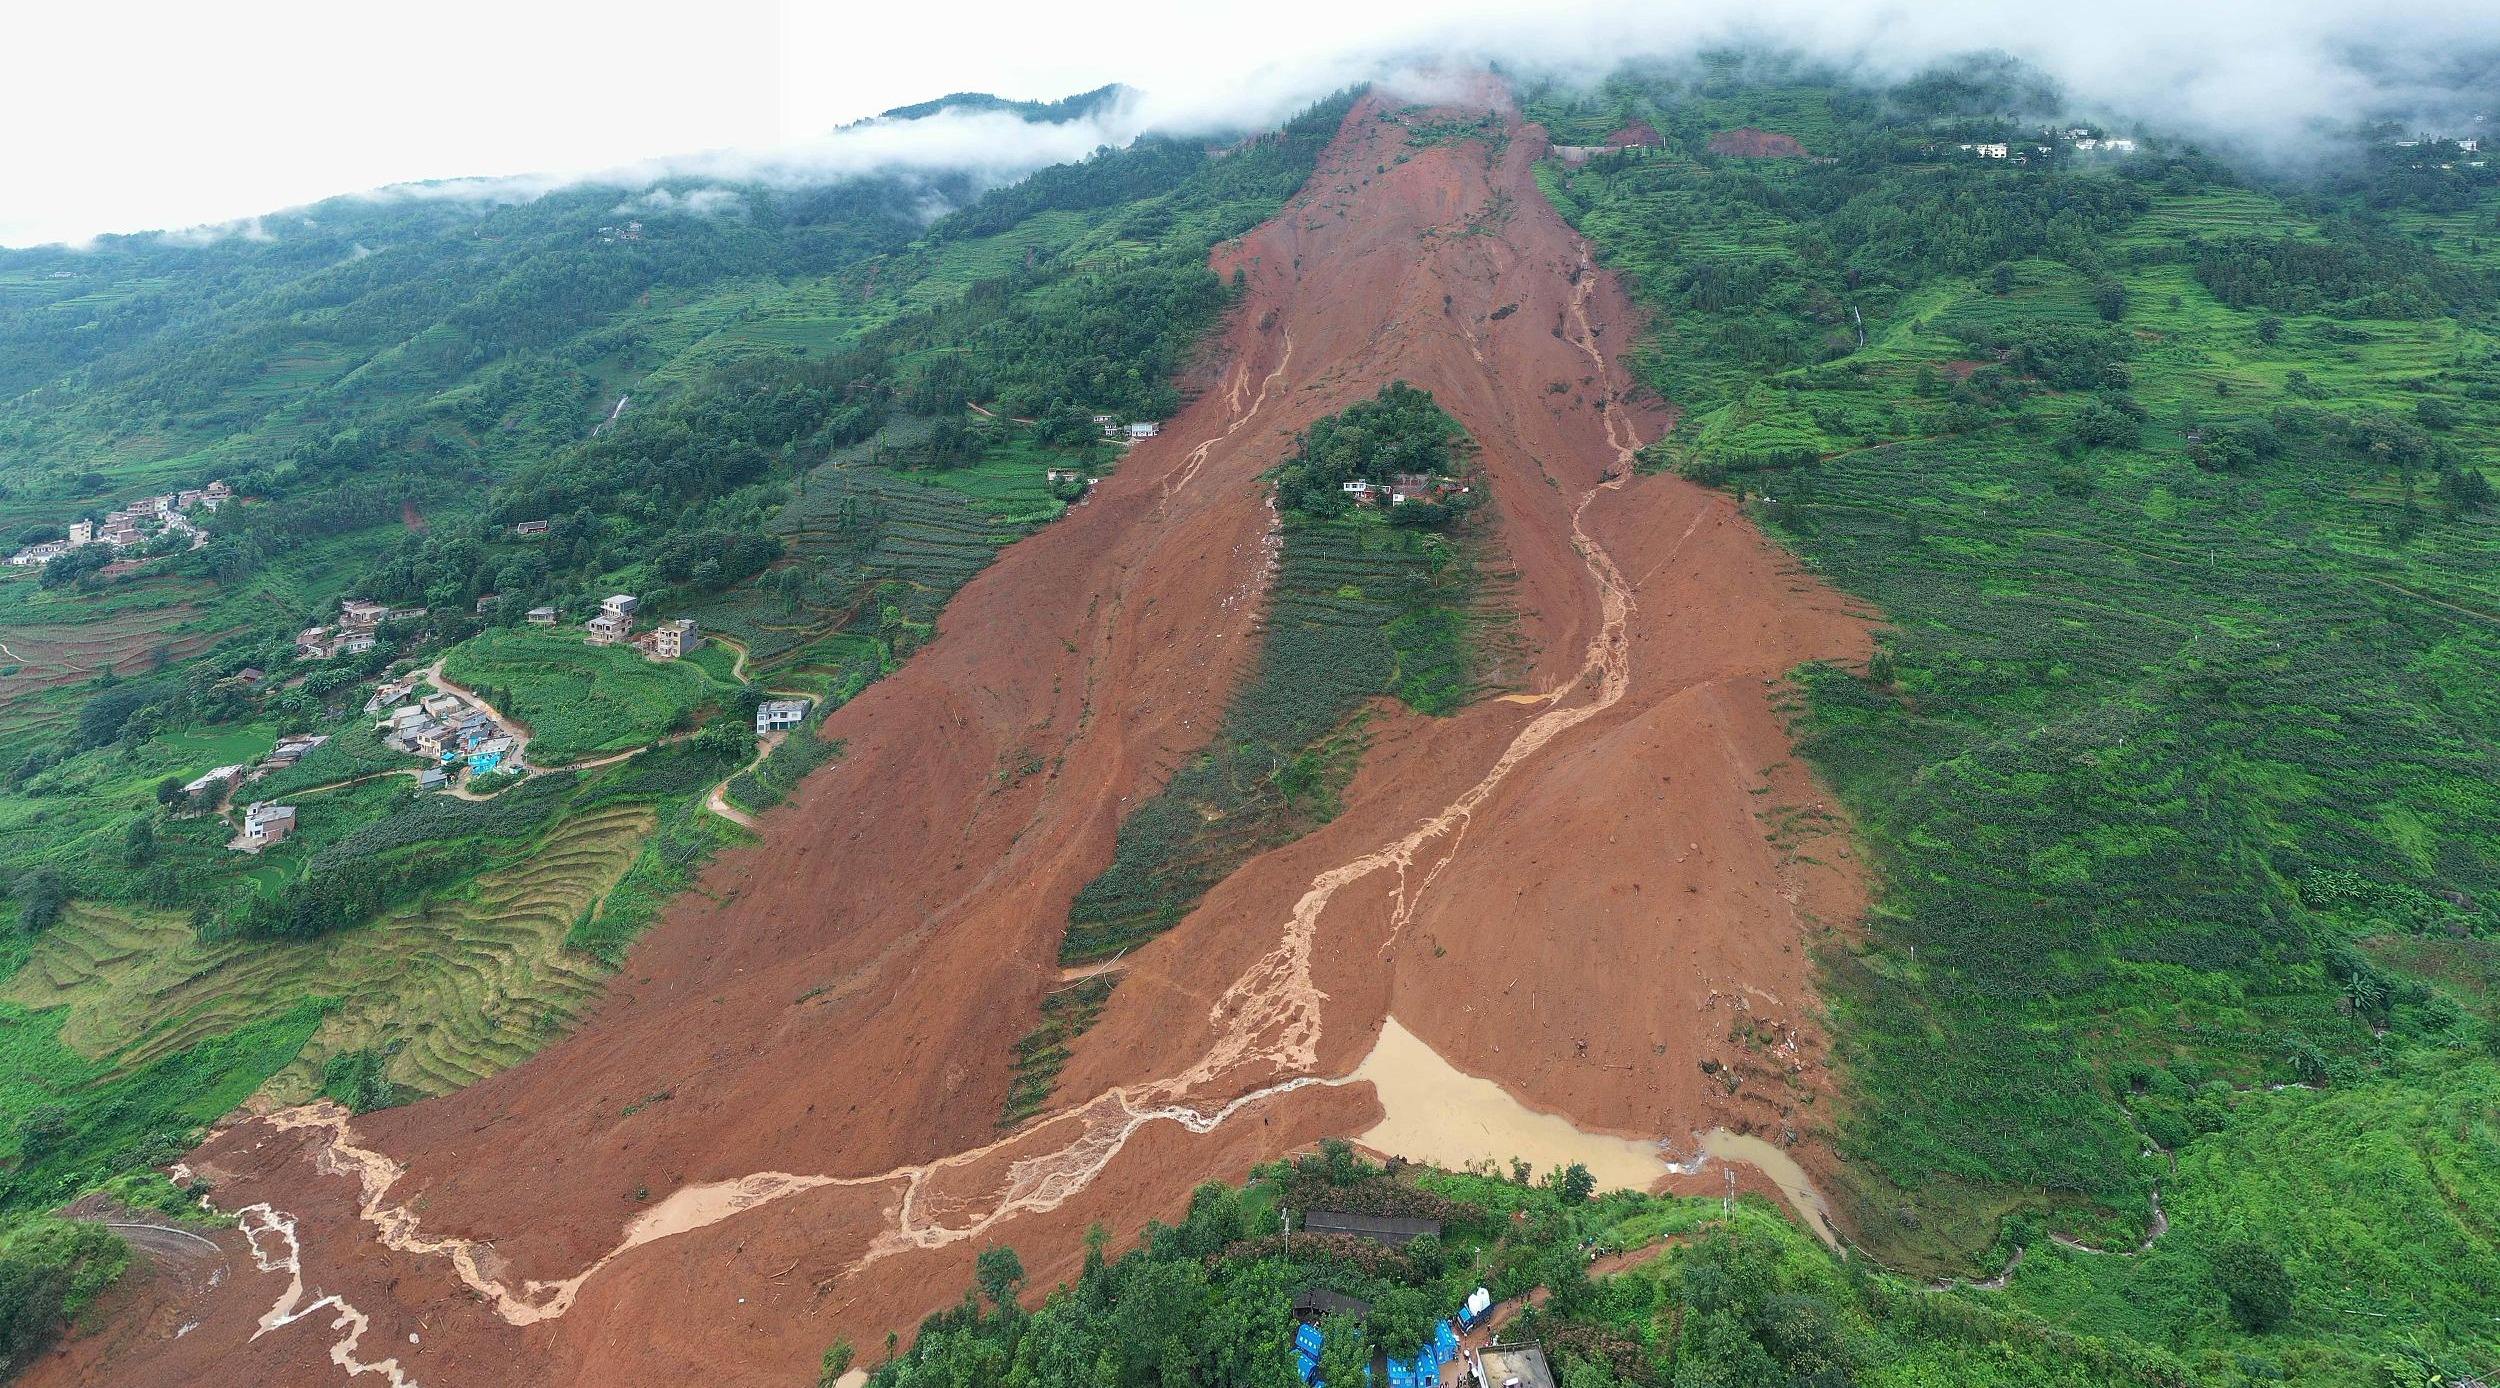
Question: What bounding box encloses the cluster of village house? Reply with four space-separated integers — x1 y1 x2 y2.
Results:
7 480 230 568
214 674 527 851
1094 414 1160 441
514 592 703 660
1957 127 2139 162
2391 133 2487 170
297 598 425 660
374 686 518 784
1341 472 1470 507
299 590 708 663
180 728 334 852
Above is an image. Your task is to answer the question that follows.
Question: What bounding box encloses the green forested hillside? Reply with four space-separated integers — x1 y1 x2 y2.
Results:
1526 58 2500 1383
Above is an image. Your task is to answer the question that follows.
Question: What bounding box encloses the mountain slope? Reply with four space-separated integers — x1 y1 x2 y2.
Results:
32 81 1873 1388
8 58 2498 1388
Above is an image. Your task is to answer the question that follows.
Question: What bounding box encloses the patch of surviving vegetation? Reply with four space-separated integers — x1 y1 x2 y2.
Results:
1007 384 1520 1117
1063 383 1503 965
846 1141 2229 1388
1000 974 1117 1127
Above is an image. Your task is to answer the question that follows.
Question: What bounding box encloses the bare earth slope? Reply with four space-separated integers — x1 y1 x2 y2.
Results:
33 87 1871 1387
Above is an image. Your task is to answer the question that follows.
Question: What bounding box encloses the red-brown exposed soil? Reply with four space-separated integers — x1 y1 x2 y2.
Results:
33 84 1872 1388
1707 127 1810 158
1605 120 1665 148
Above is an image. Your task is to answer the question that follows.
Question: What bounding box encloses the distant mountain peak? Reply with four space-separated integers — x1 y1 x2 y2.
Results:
874 84 1132 125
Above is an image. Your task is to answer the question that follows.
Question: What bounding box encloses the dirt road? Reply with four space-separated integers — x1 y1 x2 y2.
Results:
41 83 1870 1388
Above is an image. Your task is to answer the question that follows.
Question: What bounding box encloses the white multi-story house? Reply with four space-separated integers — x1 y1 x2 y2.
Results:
756 698 812 734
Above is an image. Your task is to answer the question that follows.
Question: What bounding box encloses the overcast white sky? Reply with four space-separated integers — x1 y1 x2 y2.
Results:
7 0 2497 247
0 0 1459 246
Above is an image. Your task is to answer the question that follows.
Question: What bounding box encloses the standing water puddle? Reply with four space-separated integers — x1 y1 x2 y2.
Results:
1351 1017 1670 1189
1350 1017 1839 1247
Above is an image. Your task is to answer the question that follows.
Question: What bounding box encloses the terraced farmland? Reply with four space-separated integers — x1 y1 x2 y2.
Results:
0 602 234 745
694 428 1063 665
2 803 656 1102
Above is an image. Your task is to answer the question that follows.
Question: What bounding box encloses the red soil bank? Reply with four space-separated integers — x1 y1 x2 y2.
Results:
1707 127 1810 158
35 83 1871 1387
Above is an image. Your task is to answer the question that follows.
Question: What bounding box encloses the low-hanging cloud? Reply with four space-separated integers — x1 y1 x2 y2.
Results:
612 186 749 219
1121 0 2500 161
123 0 2500 248
313 98 1164 230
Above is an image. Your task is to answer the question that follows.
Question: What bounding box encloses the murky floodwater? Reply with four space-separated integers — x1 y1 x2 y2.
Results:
1350 1017 1671 1190
1350 1016 1841 1248
1680 1128 1839 1248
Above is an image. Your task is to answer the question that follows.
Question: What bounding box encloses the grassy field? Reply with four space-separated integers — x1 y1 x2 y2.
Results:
440 627 729 763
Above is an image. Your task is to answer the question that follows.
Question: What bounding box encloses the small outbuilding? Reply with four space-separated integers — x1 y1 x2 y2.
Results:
1474 1345 1556 1388
1290 1289 1372 1323
1300 1210 1443 1248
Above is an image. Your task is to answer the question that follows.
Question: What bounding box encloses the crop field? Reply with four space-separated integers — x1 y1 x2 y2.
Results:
3 803 654 1103
562 798 745 966
247 721 418 799
2001 1054 2500 1374
1534 76 2500 1372
0 986 324 1211
441 627 728 763
723 719 842 814
1000 974 1116 1126
0 599 230 742
692 422 1062 665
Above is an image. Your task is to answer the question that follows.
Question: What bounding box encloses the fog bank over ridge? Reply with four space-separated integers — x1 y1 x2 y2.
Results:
20 0 2500 248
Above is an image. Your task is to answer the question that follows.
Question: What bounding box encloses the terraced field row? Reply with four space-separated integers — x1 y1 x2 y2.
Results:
3 804 657 1104
699 450 1053 663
